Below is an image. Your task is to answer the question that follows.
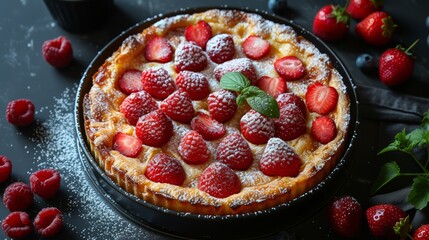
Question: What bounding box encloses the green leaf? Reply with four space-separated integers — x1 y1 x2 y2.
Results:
408 175 429 210
247 92 280 118
408 128 427 148
422 110 429 130
236 95 246 106
220 72 250 92
240 86 261 99
393 216 411 239
371 162 401 194
379 129 416 155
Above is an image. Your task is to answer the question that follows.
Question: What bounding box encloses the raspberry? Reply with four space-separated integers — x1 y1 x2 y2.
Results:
276 93 307 118
206 34 235 64
198 162 241 198
1 211 32 239
3 182 34 211
119 90 158 125
174 42 208 72
30 169 61 199
160 90 195 123
6 99 35 127
34 207 63 238
274 104 306 141
207 90 237 123
145 153 186 186
42 36 73 68
136 110 173 147
240 109 275 144
175 71 210 100
178 130 210 164
213 58 257 84
259 137 302 177
0 155 12 183
142 68 176 99
216 133 253 170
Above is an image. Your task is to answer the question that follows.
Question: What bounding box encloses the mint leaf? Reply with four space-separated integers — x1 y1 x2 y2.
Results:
247 91 280 118
236 95 246 106
240 86 261 99
379 129 416 154
220 72 250 92
371 162 401 194
407 175 429 210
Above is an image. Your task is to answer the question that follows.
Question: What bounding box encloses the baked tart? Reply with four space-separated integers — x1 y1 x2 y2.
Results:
83 9 351 215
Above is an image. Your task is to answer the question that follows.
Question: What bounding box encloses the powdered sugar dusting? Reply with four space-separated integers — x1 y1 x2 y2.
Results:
28 85 157 239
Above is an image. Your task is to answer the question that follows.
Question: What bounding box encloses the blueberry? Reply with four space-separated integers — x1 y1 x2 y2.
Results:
356 54 375 72
426 16 429 28
268 0 288 15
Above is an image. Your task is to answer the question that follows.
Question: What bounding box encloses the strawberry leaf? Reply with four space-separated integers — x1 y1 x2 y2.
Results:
220 72 250 92
393 216 411 239
371 162 401 194
247 91 280 118
407 175 429 210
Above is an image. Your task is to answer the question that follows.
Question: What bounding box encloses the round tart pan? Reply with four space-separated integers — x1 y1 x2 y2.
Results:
75 7 359 239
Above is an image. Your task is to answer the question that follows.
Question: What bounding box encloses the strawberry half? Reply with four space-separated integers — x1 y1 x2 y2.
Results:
274 56 306 81
207 90 237 123
206 34 235 64
198 162 241 198
259 138 302 177
160 90 195 124
305 82 338 115
191 112 226 140
145 153 186 186
178 130 210 165
328 196 363 238
257 76 287 98
240 109 275 145
144 36 173 63
184 20 212 50
366 204 409 240
118 70 144 94
135 110 173 147
142 67 176 99
119 90 158 125
113 132 143 158
356 11 396 46
216 133 253 170
175 70 210 100
346 0 384 20
379 41 417 86
313 5 350 41
311 116 337 144
242 35 270 60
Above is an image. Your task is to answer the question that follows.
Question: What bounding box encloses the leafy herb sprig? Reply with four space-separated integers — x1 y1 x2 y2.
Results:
373 110 429 210
220 72 280 118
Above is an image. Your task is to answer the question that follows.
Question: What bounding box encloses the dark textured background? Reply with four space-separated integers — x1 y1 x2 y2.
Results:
0 0 428 239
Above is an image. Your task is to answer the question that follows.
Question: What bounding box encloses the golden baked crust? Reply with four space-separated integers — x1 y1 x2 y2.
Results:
83 9 350 215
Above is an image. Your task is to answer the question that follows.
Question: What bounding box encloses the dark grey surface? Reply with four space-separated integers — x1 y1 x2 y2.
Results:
0 0 428 239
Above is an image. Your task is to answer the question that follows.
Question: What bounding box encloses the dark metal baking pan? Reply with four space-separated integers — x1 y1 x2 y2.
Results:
74 7 359 239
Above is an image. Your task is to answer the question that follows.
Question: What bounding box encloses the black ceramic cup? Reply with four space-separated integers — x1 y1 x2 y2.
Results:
43 0 114 33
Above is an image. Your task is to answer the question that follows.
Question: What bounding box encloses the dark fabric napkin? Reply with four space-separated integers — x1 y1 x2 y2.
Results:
358 85 429 231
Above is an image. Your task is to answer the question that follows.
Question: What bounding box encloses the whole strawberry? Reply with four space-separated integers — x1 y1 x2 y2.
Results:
328 196 362 238
379 40 418 86
346 0 384 20
313 5 350 41
356 11 396 46
413 224 429 240
366 204 410 240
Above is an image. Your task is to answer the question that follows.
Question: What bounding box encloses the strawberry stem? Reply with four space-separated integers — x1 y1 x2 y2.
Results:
405 39 420 54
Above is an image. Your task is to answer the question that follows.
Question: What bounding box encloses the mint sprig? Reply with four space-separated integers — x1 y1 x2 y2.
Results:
374 110 429 210
220 72 280 118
